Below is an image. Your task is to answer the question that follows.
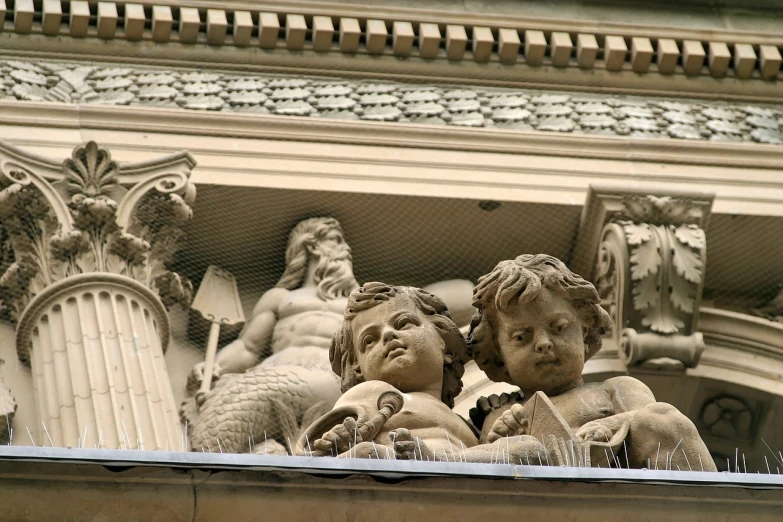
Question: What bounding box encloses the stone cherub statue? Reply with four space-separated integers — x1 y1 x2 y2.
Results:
468 254 717 470
182 217 357 454
297 282 546 462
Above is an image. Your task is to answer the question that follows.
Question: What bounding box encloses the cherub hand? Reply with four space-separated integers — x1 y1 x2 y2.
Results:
487 403 529 443
390 428 434 461
575 419 615 443
186 361 222 397
312 417 362 456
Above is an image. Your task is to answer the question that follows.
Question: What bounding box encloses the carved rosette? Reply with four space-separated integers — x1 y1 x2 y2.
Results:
595 195 709 369
0 140 196 449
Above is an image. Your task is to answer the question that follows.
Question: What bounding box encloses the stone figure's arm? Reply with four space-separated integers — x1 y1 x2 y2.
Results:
214 287 289 374
576 377 657 442
470 392 524 443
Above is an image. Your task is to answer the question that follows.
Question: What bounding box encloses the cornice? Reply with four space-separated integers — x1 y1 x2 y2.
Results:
0 1 781 101
4 100 783 171
1 59 781 149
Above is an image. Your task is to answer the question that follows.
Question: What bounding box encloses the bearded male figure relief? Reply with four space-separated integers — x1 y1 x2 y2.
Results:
469 254 717 470
182 217 357 454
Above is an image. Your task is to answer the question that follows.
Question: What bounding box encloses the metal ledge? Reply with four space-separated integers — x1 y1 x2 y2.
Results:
1 446 782 488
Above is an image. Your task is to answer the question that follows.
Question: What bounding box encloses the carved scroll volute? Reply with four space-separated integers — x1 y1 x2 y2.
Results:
594 195 710 370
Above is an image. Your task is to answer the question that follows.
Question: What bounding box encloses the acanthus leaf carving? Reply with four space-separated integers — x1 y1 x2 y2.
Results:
0 139 197 323
593 192 711 369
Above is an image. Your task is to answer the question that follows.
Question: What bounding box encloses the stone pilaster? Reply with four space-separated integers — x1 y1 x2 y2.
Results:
0 140 196 449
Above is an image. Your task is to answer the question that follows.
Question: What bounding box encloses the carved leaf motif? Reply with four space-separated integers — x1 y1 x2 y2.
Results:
579 114 617 128
623 222 652 245
746 115 780 130
358 93 399 106
706 120 743 135
11 84 50 102
674 225 705 249
575 102 612 114
751 128 783 144
312 84 352 97
536 116 575 132
178 95 225 111
629 236 660 280
90 68 135 80
530 94 570 104
360 105 402 121
491 107 531 122
624 117 660 131
404 102 445 116
671 226 703 284
179 72 221 83
269 87 311 101
227 91 269 105
741 106 777 118
311 96 355 110
136 73 177 85
625 223 661 283
702 107 739 121
449 112 485 126
181 82 223 95
447 98 481 112
669 270 695 313
92 77 133 91
632 274 659 311
137 85 179 99
617 106 655 119
640 306 684 334
355 83 397 94
488 95 528 108
11 70 50 86
225 78 267 91
443 89 478 100
535 104 573 117
402 90 441 103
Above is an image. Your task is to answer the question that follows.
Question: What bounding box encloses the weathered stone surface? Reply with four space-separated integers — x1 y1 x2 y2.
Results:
0 60 781 144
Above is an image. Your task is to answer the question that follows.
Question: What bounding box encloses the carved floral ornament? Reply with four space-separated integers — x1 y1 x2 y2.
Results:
0 140 197 331
594 194 711 370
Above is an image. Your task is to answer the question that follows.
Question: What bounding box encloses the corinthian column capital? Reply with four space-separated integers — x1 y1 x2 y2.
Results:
0 140 196 450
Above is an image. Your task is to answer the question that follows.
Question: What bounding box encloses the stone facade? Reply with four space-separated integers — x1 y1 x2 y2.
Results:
1 0 783 518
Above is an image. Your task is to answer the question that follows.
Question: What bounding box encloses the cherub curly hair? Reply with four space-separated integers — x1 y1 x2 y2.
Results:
330 282 469 408
467 254 611 385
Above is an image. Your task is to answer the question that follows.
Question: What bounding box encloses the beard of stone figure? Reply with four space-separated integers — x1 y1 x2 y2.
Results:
493 287 588 397
276 217 358 298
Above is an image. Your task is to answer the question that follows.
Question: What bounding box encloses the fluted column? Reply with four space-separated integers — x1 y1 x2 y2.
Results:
0 140 196 450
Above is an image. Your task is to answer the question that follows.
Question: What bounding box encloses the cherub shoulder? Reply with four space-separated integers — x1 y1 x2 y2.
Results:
600 376 656 408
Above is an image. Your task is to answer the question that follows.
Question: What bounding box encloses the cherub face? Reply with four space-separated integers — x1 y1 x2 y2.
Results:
494 288 586 395
351 296 445 396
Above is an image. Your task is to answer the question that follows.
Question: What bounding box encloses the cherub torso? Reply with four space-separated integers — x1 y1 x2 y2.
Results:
336 381 479 452
271 287 348 353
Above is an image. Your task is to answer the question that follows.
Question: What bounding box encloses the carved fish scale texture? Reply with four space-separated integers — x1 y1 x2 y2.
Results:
1 60 782 144
186 364 340 454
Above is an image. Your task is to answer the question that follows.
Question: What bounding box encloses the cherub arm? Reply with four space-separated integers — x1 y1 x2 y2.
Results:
576 376 656 442
470 392 525 443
